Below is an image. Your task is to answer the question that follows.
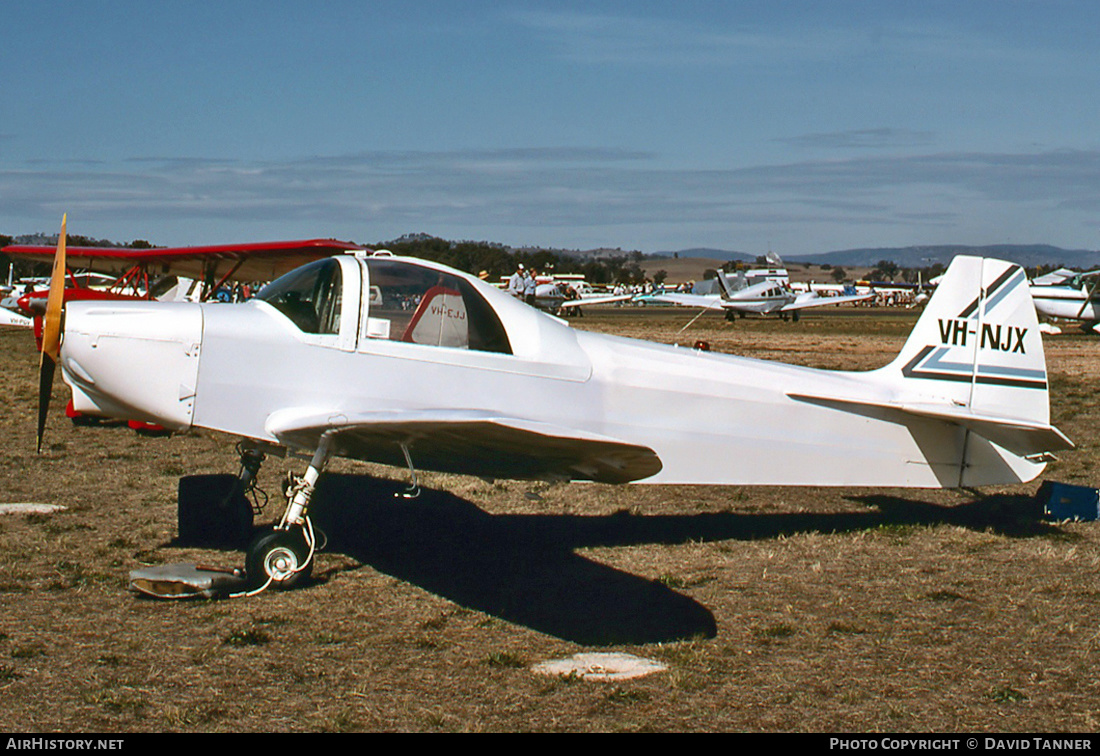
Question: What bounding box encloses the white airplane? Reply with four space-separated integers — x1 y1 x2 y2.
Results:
499 277 632 314
1 277 33 328
640 268 874 321
1028 269 1100 333
35 218 1072 593
0 306 31 328
531 282 633 314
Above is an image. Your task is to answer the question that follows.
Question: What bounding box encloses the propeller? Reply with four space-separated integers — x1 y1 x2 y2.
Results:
36 214 67 453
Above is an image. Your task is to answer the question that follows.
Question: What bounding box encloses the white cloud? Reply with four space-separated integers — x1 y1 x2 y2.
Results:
3 146 1098 252
778 129 937 150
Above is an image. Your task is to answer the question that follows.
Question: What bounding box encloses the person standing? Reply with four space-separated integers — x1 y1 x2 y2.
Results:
524 267 538 306
508 264 526 297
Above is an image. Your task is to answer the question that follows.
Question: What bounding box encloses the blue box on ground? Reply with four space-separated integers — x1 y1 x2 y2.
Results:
1037 481 1100 521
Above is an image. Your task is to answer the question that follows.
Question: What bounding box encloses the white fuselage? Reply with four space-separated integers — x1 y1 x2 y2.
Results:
1030 283 1100 323
57 254 1053 490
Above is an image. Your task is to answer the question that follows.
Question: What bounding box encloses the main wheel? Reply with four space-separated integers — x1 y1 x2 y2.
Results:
246 529 313 590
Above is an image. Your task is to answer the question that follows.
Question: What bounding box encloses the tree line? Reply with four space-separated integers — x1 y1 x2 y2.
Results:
0 231 652 286
373 237 651 285
0 233 1082 287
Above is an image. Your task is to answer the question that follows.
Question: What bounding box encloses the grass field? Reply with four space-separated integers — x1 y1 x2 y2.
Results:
1 306 1098 733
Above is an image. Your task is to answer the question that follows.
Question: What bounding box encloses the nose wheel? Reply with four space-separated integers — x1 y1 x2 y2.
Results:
242 434 334 593
245 527 313 590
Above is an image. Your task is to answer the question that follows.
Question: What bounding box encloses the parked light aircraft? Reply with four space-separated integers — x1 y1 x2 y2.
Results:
1 269 34 328
34 218 1072 592
1028 268 1100 333
496 275 631 314
535 283 633 315
0 307 31 328
640 268 874 321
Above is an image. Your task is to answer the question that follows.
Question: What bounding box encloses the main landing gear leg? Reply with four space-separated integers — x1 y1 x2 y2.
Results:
237 444 267 509
244 433 334 592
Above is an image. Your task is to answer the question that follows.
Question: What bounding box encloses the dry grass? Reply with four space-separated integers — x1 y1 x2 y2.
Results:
1 306 1099 732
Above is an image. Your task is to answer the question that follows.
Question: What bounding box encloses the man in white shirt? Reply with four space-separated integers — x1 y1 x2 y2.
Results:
508 264 526 298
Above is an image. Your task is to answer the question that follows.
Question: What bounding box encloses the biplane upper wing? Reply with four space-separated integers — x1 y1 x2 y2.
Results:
2 238 365 284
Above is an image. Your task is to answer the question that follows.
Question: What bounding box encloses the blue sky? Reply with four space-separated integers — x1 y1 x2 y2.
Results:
3 1 1099 256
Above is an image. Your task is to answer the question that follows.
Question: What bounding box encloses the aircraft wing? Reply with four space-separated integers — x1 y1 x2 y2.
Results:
1030 268 1078 285
264 408 663 484
2 238 364 283
1031 268 1100 287
557 294 635 308
779 292 875 311
639 292 726 310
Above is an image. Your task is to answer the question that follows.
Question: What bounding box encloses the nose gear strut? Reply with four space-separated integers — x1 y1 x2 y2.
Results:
241 432 335 593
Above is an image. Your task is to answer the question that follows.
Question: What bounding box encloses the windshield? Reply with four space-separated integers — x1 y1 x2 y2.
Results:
256 258 342 334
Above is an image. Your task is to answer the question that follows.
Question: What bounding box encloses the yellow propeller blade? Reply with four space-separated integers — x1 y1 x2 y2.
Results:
36 214 67 453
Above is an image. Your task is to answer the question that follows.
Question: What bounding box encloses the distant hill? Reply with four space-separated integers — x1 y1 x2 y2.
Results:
650 244 1100 270
787 245 1100 269
653 247 757 263
639 256 726 284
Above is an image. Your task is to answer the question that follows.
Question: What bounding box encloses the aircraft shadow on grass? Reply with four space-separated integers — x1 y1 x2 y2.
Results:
252 473 1061 646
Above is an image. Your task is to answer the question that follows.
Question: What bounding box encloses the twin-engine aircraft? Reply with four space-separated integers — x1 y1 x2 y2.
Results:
641 268 874 321
34 218 1072 592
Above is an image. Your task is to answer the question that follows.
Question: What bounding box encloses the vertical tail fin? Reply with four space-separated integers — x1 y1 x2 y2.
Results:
889 257 1044 418
715 269 751 298
884 255 1071 456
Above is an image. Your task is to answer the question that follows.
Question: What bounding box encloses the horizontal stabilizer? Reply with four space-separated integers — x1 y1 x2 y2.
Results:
788 392 1073 458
